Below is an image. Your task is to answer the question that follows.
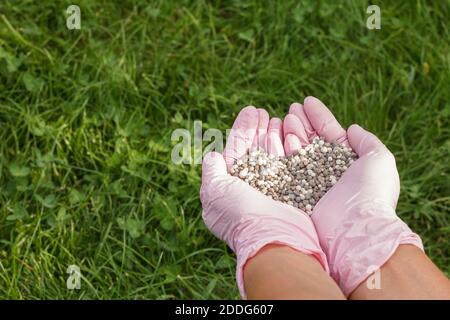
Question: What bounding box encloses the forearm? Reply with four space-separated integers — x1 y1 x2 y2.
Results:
350 244 450 300
243 244 345 300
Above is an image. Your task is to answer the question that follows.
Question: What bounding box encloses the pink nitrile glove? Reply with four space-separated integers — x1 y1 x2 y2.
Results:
200 106 328 299
284 96 424 296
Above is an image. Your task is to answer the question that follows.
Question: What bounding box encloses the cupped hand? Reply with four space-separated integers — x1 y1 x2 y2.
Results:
283 96 423 296
200 106 327 298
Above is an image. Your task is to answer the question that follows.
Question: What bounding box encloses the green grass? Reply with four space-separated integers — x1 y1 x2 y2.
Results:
0 0 448 299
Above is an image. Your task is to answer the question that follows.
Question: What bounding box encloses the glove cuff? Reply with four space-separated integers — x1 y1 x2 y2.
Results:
324 203 423 296
231 216 328 299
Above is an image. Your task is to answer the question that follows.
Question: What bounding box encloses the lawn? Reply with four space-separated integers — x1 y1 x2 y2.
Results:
0 0 448 299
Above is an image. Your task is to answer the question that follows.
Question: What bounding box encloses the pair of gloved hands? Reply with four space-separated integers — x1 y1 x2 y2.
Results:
200 96 423 298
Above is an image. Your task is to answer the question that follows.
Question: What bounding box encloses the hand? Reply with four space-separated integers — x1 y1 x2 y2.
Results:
283 96 423 296
200 106 327 298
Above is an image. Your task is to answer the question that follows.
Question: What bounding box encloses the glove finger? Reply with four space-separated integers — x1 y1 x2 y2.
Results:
347 124 386 156
284 134 302 156
303 96 348 146
283 114 309 145
200 152 229 220
266 118 285 156
251 108 270 150
266 132 285 156
223 106 259 170
289 102 316 139
268 117 283 138
202 152 228 181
